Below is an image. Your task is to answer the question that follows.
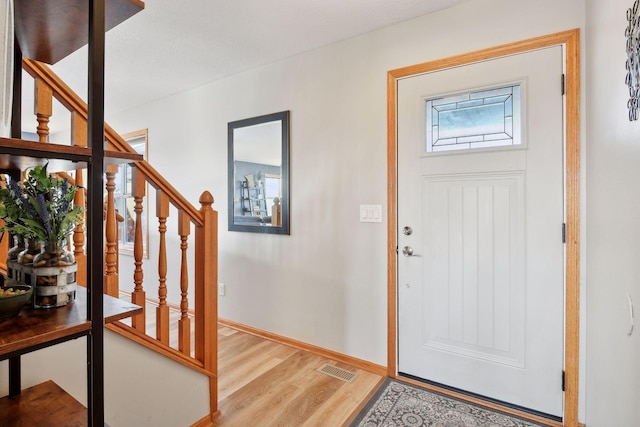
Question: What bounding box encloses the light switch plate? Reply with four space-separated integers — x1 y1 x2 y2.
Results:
360 205 382 223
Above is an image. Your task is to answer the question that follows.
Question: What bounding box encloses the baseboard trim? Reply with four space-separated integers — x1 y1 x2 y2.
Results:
190 411 218 427
218 318 387 376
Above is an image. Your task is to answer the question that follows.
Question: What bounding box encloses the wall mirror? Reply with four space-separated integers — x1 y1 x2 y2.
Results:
228 110 290 234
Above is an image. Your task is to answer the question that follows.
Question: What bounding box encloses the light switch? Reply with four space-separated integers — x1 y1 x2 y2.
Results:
360 205 382 223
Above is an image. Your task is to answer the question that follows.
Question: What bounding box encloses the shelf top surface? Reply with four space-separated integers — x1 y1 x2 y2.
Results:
0 380 88 426
0 137 143 172
0 287 142 359
14 0 145 65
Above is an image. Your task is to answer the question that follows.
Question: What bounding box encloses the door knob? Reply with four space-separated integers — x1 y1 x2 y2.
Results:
402 246 418 257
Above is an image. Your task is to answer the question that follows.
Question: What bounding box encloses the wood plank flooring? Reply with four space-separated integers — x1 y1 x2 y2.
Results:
116 293 384 425
214 325 383 426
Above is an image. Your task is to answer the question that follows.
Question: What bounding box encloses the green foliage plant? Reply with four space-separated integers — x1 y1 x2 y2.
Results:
0 164 84 246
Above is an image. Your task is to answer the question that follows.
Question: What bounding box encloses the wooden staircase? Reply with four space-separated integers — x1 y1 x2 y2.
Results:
2 58 219 425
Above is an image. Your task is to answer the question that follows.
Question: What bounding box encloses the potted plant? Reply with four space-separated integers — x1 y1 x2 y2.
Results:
0 164 84 308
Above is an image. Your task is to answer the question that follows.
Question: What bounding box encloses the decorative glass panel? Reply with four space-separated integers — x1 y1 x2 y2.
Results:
425 84 521 153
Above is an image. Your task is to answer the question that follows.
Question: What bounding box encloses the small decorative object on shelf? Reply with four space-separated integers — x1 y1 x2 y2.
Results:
17 238 40 264
0 163 84 308
33 239 74 267
7 235 25 261
0 285 33 322
7 261 77 308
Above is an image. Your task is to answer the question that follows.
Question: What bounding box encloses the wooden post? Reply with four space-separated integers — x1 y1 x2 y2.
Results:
71 113 87 286
34 78 52 142
103 164 119 297
156 190 170 345
195 191 218 417
178 210 191 355
131 167 146 332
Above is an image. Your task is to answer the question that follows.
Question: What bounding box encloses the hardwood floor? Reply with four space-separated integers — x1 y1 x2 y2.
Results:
116 293 384 425
214 325 384 426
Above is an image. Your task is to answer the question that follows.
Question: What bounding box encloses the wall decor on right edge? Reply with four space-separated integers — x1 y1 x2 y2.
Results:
626 0 640 120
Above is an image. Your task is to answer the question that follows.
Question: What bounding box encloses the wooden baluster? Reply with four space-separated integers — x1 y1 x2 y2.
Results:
131 167 146 332
195 191 218 414
104 139 123 277
156 190 170 345
112 209 124 281
34 79 53 142
71 113 87 286
72 174 86 287
178 210 191 355
104 165 119 296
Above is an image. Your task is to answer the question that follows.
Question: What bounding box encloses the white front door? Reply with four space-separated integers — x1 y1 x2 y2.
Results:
397 46 565 417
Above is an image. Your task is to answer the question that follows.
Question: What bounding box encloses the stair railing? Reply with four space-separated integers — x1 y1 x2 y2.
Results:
21 58 219 420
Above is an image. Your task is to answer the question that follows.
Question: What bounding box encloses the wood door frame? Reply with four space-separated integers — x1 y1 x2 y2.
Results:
387 29 580 426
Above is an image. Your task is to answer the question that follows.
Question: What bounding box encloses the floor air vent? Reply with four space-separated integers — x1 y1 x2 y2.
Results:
317 364 357 383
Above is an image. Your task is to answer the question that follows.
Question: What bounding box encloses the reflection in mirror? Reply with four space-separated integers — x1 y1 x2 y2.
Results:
228 110 290 234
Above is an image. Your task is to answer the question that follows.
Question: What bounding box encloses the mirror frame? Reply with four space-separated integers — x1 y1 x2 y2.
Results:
227 110 290 235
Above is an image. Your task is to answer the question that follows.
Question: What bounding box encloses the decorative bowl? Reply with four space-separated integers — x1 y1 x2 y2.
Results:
0 285 33 322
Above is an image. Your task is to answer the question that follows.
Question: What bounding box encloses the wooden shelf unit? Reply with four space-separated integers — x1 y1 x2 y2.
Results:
0 287 142 426
0 140 143 425
1 0 146 425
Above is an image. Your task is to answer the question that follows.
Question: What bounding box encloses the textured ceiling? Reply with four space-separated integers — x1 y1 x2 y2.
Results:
26 0 469 130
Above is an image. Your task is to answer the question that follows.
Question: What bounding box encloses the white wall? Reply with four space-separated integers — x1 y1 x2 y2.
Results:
20 0 640 425
110 0 585 367
103 0 595 423
585 0 640 426
9 0 640 425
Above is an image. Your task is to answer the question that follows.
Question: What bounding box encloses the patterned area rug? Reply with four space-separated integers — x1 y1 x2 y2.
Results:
350 378 547 427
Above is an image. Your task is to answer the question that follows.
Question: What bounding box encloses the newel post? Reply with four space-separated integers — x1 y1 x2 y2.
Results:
195 191 218 416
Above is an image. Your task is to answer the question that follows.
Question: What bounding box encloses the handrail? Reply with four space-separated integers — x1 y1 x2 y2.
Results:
20 58 218 422
22 58 203 224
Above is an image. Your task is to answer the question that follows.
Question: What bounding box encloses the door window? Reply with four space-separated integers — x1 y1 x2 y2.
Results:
425 83 522 153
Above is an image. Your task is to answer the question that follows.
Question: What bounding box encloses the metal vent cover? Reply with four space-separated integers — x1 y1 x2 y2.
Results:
317 364 357 383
